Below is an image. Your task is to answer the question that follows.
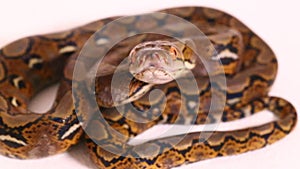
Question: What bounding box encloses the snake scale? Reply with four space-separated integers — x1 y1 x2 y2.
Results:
0 6 297 169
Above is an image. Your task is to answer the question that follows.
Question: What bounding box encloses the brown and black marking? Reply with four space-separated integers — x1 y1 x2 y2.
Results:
0 6 296 169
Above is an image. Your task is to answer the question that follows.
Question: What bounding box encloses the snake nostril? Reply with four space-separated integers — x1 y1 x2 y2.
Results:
149 64 155 67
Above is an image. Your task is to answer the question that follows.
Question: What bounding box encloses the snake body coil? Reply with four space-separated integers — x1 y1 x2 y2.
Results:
0 6 297 169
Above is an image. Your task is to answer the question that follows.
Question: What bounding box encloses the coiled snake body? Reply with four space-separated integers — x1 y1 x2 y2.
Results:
0 6 297 169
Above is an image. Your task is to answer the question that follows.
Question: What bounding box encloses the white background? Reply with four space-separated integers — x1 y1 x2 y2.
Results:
0 0 299 169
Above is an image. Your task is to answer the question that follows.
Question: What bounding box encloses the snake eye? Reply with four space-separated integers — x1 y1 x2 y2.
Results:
170 46 177 56
169 46 179 60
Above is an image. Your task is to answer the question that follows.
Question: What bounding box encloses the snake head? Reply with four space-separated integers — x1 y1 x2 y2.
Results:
129 40 196 84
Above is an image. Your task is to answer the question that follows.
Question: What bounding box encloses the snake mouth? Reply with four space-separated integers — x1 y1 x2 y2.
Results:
134 68 175 84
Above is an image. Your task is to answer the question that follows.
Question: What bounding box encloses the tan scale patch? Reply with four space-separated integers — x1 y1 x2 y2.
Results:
171 135 194 151
44 31 72 40
119 17 136 24
277 115 296 132
241 48 257 67
113 159 140 169
253 100 266 114
203 8 224 19
206 132 226 146
0 94 8 112
278 99 287 107
0 112 40 128
223 59 239 75
250 36 274 64
101 108 124 122
219 139 246 156
247 136 266 151
195 112 210 124
185 143 217 162
153 13 167 20
229 18 250 33
267 129 286 144
252 123 274 136
230 130 250 142
155 150 185 168
52 91 74 118
226 77 251 94
102 23 127 37
168 7 195 17
135 15 159 30
95 146 120 162
224 109 244 121
2 38 30 58
109 123 130 137
241 80 268 104
63 58 76 81
86 120 108 141
133 143 160 158
125 119 155 136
